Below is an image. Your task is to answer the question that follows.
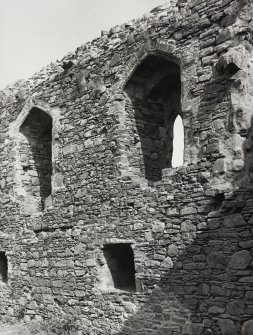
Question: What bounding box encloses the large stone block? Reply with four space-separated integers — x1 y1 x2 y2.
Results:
218 318 238 335
223 214 246 228
242 320 253 335
227 300 245 315
207 252 227 269
183 323 203 335
229 250 252 270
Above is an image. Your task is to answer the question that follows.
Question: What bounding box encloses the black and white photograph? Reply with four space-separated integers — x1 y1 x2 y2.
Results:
0 0 253 334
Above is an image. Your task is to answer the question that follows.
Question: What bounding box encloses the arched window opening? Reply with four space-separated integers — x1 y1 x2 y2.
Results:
172 115 184 168
124 55 183 183
19 107 52 211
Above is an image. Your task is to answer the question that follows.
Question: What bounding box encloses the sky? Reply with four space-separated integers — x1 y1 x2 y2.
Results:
0 0 166 90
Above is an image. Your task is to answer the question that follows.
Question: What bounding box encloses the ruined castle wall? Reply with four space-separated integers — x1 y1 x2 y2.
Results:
0 0 253 334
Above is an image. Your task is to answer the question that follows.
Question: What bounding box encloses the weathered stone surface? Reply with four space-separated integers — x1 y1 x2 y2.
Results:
0 0 253 334
229 250 252 269
242 319 253 335
207 252 228 269
232 159 244 172
152 221 165 233
183 323 203 335
167 244 178 257
207 218 221 229
208 306 225 315
162 257 173 269
213 158 226 174
180 207 197 215
239 240 253 249
218 318 238 335
227 301 245 315
223 214 246 228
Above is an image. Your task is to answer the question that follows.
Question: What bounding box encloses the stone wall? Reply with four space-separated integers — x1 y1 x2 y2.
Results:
0 0 253 334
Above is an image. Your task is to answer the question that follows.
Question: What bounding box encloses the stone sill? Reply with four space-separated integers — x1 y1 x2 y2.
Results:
162 166 185 177
97 287 136 294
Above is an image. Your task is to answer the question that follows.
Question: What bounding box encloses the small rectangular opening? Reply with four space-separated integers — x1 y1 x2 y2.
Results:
0 252 8 283
103 243 136 292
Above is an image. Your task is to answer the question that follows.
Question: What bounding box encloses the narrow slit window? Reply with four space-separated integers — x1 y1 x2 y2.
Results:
0 252 8 283
172 114 184 168
102 244 136 292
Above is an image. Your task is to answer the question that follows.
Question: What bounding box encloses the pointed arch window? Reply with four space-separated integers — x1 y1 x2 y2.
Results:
124 54 184 182
19 107 52 211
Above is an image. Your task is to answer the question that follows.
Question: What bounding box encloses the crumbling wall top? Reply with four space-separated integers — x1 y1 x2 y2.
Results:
1 0 252 104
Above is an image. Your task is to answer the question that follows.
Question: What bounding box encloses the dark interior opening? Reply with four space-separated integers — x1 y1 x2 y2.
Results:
0 252 8 283
124 55 182 182
103 244 136 292
20 107 52 211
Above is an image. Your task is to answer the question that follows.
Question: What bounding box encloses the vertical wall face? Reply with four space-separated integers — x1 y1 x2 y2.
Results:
19 108 52 210
124 55 182 182
0 0 253 334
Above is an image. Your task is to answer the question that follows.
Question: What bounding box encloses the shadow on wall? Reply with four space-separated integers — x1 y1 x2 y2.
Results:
239 117 253 186
124 55 182 184
19 107 52 211
116 77 253 334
